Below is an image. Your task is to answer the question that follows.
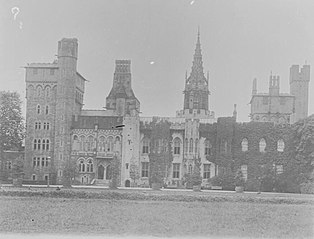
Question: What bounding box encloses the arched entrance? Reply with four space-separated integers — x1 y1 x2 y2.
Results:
125 180 130 187
98 165 104 179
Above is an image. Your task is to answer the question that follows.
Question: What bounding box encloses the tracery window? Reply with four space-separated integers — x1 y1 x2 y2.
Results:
173 137 181 155
205 139 211 156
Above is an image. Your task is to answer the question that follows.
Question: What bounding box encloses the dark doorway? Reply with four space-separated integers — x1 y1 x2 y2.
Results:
98 165 104 179
125 180 130 187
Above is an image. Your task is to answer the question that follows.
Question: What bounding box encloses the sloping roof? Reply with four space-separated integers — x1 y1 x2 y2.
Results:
72 115 123 130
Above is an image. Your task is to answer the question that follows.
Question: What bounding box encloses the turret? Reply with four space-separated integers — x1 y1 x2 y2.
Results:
269 75 280 96
290 64 310 122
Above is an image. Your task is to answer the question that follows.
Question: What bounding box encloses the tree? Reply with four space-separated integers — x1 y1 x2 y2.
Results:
279 115 314 193
0 91 25 183
0 91 25 150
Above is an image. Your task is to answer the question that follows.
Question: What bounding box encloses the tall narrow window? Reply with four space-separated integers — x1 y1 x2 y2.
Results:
36 157 40 167
47 122 50 130
37 105 41 114
42 139 46 150
241 165 248 181
43 122 46 130
87 159 93 173
45 157 49 167
173 163 180 178
98 136 105 152
41 157 45 167
45 106 49 115
195 138 199 154
203 164 211 179
33 157 36 167
34 139 37 150
46 139 50 150
37 139 41 150
38 122 41 130
108 136 114 152
259 138 266 152
46 87 50 97
188 164 192 174
173 138 181 155
184 138 188 153
205 140 211 156
142 138 149 154
79 160 84 172
189 138 193 153
35 122 38 129
277 139 285 152
141 162 149 177
80 135 85 151
241 138 248 152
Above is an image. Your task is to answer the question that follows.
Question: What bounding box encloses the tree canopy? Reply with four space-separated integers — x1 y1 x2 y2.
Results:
0 91 25 151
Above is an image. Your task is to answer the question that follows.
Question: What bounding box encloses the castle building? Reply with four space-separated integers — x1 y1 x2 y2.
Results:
23 32 310 188
250 64 310 124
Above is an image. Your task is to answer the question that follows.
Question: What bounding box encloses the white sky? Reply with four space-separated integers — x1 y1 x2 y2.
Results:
1 0 314 122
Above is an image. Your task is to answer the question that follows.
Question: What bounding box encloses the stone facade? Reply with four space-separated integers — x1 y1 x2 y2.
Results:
250 64 310 124
23 33 310 187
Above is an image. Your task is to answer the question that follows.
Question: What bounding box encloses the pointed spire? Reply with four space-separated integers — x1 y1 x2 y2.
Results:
194 26 202 57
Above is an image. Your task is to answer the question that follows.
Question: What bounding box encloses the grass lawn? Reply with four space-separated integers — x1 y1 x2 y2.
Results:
0 188 313 238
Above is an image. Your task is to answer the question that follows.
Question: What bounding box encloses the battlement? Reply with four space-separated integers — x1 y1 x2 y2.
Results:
115 60 131 73
290 65 310 83
57 38 78 59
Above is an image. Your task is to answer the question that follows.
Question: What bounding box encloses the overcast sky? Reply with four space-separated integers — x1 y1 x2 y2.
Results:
1 0 313 122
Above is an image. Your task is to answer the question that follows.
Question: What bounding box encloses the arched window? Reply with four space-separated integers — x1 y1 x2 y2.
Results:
259 138 266 152
37 86 42 96
79 135 85 151
142 138 150 154
195 138 199 154
189 138 193 153
42 139 46 150
205 139 211 156
108 136 114 152
277 139 285 152
37 105 41 114
188 164 193 174
45 106 49 115
241 138 248 152
37 139 41 150
98 136 105 152
33 139 37 150
79 159 84 172
46 139 50 150
87 136 94 151
35 122 38 129
46 87 50 97
184 138 188 153
87 159 93 173
173 137 181 155
73 135 79 150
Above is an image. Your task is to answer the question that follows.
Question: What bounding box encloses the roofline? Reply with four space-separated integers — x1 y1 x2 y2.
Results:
77 72 88 81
